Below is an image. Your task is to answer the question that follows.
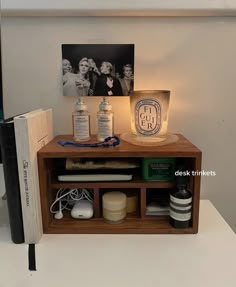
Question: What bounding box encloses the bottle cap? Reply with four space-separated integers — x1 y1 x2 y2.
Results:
75 97 87 111
99 97 112 111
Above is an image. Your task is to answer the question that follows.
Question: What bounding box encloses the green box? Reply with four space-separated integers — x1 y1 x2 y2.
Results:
142 158 176 181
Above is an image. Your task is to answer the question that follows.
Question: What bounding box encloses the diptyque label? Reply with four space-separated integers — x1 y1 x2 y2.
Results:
135 98 161 135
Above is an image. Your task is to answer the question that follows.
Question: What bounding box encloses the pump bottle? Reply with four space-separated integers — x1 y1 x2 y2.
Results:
97 97 114 141
72 97 90 141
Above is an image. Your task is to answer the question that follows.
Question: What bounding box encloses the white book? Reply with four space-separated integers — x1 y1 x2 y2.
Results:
14 109 53 243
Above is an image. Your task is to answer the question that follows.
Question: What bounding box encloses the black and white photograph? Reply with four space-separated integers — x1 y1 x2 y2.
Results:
62 44 135 97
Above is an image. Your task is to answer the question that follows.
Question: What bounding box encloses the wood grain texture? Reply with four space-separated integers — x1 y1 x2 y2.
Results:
48 216 194 234
38 134 201 158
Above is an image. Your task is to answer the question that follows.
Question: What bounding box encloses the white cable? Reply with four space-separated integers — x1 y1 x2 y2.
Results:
50 188 75 213
50 188 93 215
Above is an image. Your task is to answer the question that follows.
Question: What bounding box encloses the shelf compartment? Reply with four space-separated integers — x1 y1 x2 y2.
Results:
99 188 141 219
145 188 170 218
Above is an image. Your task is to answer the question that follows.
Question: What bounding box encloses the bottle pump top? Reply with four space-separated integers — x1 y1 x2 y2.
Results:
99 97 112 111
75 97 87 111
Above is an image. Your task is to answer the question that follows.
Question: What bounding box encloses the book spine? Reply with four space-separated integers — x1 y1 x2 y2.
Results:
14 118 41 243
0 123 24 243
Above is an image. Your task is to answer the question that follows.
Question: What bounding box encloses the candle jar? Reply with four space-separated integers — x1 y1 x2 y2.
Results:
130 90 170 142
102 192 127 223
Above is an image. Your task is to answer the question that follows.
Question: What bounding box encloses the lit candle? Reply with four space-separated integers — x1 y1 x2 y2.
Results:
130 90 170 141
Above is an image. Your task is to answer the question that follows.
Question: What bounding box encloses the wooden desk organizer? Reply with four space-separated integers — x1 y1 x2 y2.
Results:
38 134 201 234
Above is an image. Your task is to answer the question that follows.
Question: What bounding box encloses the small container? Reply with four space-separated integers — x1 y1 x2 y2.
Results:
126 192 138 214
102 192 127 223
72 97 90 141
97 97 114 141
142 158 176 181
130 90 170 139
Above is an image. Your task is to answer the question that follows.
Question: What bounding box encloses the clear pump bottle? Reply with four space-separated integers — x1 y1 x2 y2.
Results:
97 97 114 141
72 97 90 142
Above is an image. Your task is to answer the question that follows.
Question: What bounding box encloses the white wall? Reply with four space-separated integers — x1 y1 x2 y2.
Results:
2 0 232 10
1 16 236 231
2 0 236 16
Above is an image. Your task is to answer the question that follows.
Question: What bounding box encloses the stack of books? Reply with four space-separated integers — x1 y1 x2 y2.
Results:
0 109 53 244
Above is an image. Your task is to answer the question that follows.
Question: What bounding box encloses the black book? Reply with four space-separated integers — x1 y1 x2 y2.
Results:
0 118 24 243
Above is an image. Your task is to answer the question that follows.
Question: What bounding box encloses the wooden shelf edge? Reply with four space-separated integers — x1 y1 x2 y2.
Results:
45 217 195 234
39 152 201 159
45 227 195 234
50 181 175 189
45 229 195 234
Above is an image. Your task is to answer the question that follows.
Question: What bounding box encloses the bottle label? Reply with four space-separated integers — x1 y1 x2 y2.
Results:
73 115 90 140
170 195 192 205
170 195 192 222
98 114 113 139
170 203 191 211
135 98 161 136
169 209 191 221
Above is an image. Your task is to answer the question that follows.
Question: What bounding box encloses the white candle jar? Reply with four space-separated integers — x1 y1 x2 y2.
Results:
130 90 170 142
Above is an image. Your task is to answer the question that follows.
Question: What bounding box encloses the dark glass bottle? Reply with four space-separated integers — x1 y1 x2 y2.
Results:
169 174 192 228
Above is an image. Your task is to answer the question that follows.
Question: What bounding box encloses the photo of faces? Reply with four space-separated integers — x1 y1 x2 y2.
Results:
62 44 134 97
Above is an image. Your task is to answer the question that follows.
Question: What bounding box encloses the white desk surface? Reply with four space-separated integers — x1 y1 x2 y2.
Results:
0 200 235 287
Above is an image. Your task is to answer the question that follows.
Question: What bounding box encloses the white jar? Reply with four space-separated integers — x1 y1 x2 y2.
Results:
102 192 127 223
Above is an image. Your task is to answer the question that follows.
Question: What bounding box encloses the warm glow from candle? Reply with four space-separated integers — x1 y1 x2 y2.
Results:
130 90 170 141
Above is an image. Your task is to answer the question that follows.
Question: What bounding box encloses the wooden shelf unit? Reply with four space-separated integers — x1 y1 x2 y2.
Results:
38 134 202 234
